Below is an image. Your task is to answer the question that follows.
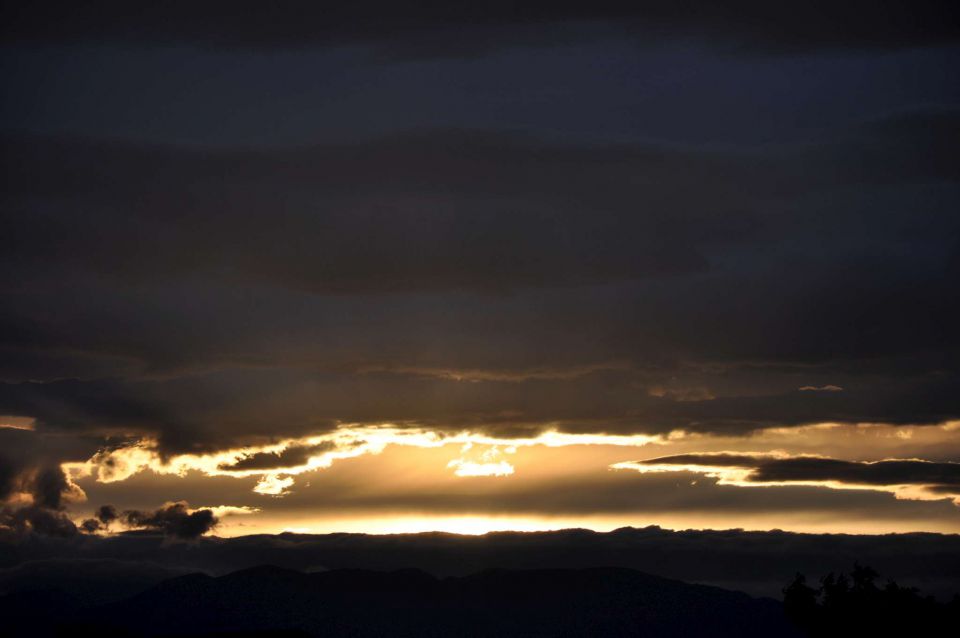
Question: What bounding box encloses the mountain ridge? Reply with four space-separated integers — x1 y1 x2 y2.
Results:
4 565 799 637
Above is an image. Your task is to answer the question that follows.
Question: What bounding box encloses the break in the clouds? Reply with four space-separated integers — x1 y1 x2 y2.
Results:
2 2 959 537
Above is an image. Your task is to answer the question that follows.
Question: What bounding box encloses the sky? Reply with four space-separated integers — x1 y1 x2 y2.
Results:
2 1 960 541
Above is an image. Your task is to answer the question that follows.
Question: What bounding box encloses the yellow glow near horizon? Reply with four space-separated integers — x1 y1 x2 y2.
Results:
205 511 960 537
61 420 960 538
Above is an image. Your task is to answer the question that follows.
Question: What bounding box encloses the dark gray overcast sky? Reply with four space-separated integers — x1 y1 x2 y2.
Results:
2 1 960 539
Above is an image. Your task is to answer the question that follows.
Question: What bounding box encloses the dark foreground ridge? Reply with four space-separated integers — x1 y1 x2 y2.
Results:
2 565 796 638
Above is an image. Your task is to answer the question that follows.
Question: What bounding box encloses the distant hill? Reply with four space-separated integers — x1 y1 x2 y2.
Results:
6 526 960 600
0 558 191 606
3 566 799 637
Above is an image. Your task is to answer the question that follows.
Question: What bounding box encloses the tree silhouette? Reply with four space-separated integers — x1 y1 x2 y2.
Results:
783 572 820 633
783 563 959 637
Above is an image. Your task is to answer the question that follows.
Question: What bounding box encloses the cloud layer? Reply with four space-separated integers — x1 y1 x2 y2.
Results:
3 112 958 458
619 453 960 504
2 6 958 536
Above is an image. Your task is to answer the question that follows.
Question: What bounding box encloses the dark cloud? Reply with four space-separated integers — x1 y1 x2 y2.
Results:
751 458 960 487
1 131 736 295
0 465 80 539
0 0 956 551
0 429 88 500
121 502 218 539
29 465 71 510
0 505 78 538
1 1 957 56
0 114 955 413
0 458 16 505
0 379 173 433
3 372 960 457
636 453 960 490
3 112 958 296
81 504 120 533
0 429 99 539
0 379 202 454
0 7 958 547
1 109 955 452
94 504 118 526
79 518 101 533
218 442 336 471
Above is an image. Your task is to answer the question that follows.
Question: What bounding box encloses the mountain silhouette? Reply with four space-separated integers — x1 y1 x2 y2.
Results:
3 566 799 637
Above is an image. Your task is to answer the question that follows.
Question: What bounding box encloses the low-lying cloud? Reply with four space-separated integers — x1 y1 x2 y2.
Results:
120 501 218 539
617 453 960 504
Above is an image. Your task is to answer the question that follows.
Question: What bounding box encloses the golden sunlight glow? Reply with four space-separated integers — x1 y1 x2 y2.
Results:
253 474 296 496
447 459 515 477
61 420 960 538
230 514 660 537
446 444 515 476
72 425 668 496
201 505 261 517
212 511 960 537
